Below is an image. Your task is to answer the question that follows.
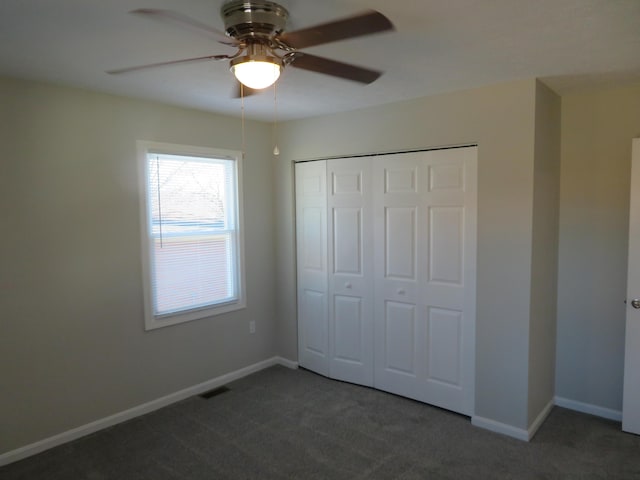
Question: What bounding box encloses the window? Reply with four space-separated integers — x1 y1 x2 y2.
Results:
138 141 245 330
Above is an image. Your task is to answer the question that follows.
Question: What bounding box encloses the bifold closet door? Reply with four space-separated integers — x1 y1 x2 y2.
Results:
296 159 374 384
373 147 477 416
327 158 374 386
295 161 329 376
295 146 477 416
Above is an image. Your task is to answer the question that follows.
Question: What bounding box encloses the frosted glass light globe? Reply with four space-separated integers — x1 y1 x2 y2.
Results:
232 60 281 90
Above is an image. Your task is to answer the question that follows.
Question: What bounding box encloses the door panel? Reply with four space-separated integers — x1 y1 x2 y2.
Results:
295 161 329 376
333 295 363 362
623 138 640 435
374 155 424 399
332 207 362 275
427 307 462 386
300 289 328 355
327 158 374 386
385 165 419 194
385 207 417 280
424 147 476 415
429 206 464 285
384 301 418 375
301 207 325 271
429 163 465 191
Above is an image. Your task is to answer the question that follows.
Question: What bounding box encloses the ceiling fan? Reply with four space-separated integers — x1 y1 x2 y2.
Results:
107 0 394 96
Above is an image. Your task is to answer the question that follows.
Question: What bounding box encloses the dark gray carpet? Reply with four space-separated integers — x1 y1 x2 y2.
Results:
2 366 639 479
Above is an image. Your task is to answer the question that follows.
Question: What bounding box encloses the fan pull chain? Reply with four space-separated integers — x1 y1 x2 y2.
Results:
273 82 280 156
240 83 246 161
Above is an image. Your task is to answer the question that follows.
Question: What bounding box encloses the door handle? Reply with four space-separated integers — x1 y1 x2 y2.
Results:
632 299 640 309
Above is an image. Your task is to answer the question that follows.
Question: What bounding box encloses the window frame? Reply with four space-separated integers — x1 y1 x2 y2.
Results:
137 141 246 331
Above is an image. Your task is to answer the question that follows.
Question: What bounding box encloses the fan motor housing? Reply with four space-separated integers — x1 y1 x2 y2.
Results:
221 0 289 41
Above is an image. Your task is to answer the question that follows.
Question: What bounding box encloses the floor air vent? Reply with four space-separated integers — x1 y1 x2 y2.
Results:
199 386 230 399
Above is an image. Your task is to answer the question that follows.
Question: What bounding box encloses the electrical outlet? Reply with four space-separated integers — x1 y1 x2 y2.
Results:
249 320 256 334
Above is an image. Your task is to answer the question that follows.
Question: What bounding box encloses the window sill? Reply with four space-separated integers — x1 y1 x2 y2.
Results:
144 300 246 331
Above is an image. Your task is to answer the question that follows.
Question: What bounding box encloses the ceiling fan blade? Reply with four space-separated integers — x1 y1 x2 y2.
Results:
290 53 382 84
130 8 239 46
279 10 393 49
232 81 260 98
106 54 230 75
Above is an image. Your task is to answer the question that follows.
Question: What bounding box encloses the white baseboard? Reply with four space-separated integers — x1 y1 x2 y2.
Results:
472 399 553 442
554 396 622 422
471 416 530 441
0 356 296 467
528 399 554 439
473 395 622 443
276 356 299 369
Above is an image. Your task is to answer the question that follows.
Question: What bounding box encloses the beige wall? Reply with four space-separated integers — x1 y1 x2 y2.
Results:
528 81 561 424
7 73 637 454
556 83 640 411
275 79 541 430
0 77 277 454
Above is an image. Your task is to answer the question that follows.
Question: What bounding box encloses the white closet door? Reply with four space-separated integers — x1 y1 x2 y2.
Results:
327 158 374 386
373 147 477 415
372 153 424 400
295 161 329 376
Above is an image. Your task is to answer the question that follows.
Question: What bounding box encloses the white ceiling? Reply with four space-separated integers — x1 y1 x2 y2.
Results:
1 0 639 121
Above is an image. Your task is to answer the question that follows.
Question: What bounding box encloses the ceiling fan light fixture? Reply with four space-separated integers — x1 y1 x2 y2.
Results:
231 55 282 90
113 3 394 94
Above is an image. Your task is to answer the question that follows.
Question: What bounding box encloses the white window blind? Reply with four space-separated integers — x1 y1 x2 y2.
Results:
139 144 245 329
